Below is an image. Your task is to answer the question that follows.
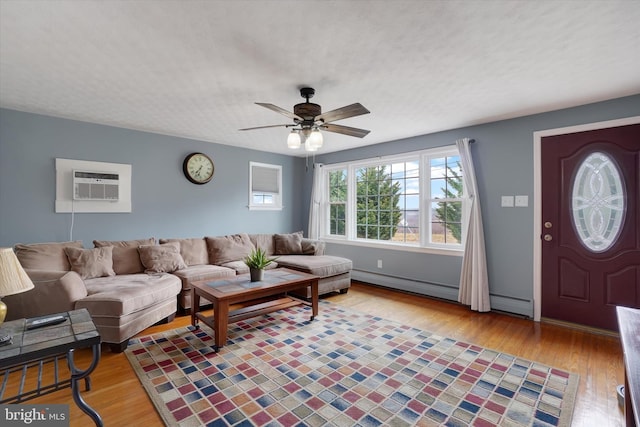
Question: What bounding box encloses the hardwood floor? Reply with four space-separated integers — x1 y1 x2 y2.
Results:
12 282 624 426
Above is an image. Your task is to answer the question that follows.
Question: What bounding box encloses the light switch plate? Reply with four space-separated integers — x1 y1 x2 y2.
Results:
515 195 528 207
501 196 514 207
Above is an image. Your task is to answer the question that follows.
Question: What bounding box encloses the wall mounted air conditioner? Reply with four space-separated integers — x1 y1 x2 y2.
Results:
73 170 120 201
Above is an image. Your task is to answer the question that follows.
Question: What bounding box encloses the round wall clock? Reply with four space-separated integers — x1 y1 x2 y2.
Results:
183 152 214 184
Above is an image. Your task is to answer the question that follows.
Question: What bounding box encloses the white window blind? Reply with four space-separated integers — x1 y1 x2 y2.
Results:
251 165 279 193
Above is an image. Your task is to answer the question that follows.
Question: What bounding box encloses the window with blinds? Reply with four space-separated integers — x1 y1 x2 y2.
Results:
249 162 282 210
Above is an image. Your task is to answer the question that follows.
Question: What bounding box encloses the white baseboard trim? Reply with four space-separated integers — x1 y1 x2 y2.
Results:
352 270 533 318
489 295 532 318
352 270 459 302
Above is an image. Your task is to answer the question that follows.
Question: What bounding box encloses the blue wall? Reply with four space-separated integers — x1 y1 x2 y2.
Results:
301 95 640 316
0 109 305 246
2 95 639 317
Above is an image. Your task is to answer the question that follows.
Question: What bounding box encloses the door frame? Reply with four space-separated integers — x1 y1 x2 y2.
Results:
532 115 640 322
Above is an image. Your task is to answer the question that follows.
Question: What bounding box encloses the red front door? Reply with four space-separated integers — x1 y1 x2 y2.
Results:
541 124 640 331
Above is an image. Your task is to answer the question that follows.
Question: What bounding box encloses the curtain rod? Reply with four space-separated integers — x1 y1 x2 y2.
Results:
469 139 476 143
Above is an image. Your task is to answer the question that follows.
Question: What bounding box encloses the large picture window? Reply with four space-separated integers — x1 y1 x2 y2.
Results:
321 146 465 252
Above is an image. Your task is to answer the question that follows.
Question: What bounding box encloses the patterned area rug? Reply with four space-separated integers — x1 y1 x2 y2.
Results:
125 301 578 427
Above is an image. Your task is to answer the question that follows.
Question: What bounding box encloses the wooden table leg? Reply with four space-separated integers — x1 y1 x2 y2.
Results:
214 300 229 351
310 279 318 321
191 288 200 328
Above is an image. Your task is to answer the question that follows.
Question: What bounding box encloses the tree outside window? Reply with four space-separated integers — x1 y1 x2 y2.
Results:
430 156 463 244
328 169 347 236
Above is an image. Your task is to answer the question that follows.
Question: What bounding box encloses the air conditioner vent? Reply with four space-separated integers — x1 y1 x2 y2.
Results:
73 170 119 201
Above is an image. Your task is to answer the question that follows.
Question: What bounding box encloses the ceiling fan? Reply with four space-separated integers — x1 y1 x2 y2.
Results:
239 87 370 151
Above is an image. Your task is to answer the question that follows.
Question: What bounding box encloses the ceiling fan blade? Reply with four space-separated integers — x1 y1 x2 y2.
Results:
239 124 290 131
322 123 370 138
315 103 370 123
256 103 303 121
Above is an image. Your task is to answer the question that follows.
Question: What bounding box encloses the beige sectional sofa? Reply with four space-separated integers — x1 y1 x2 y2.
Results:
162 232 352 311
6 232 351 352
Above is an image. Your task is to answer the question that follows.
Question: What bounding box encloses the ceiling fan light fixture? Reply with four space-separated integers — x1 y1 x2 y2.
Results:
304 141 318 152
287 130 301 149
308 128 323 149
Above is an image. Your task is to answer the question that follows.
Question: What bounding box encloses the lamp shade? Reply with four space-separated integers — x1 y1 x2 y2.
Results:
287 130 301 149
308 129 323 149
0 247 35 297
304 141 318 152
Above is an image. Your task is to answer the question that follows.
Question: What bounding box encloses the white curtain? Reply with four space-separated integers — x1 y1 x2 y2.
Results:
308 163 324 239
456 138 491 312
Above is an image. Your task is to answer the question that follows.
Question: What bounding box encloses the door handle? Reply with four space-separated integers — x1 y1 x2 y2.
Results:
543 234 553 241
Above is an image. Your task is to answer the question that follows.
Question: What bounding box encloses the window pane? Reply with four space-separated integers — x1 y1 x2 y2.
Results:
391 162 405 179
447 156 462 176
405 178 419 194
430 158 446 178
330 204 346 236
253 193 274 204
431 222 446 243
431 179 446 199
431 202 462 244
329 169 347 203
405 194 419 210
406 160 419 178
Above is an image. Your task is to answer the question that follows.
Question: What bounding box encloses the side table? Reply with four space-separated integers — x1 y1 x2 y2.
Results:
0 308 103 427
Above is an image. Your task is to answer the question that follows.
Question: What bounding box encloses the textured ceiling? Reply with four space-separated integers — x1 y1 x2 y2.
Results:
1 0 639 156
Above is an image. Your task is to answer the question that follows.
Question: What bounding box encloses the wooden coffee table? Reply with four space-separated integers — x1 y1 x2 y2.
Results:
191 268 318 350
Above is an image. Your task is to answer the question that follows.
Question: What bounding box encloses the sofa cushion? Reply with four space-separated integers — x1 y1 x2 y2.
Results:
138 242 187 273
78 273 181 317
15 241 83 271
64 246 116 279
172 264 236 291
93 238 154 275
276 255 352 277
274 232 303 255
159 237 208 266
206 233 255 265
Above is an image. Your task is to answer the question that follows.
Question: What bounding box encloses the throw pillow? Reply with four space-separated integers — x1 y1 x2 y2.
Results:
93 238 155 274
158 238 208 266
64 246 116 279
14 241 83 271
301 238 325 255
205 233 255 265
274 232 303 255
138 242 187 274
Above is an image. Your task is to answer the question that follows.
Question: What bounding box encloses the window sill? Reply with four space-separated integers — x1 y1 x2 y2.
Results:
321 237 464 257
248 205 283 211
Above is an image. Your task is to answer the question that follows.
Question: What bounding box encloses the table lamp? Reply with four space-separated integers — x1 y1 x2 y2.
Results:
0 247 35 334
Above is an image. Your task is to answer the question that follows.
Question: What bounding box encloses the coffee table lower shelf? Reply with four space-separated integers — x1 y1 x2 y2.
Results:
195 296 312 328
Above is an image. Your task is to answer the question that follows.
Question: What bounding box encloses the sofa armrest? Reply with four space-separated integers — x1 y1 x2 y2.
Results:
3 270 88 321
301 238 326 256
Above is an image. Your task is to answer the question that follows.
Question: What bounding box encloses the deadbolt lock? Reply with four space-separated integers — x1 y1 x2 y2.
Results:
544 222 552 229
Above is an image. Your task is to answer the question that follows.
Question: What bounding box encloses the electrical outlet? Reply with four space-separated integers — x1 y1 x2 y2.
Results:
515 195 528 207
377 260 382 268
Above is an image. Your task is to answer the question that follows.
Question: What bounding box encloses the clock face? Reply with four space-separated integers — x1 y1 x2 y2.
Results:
183 153 214 184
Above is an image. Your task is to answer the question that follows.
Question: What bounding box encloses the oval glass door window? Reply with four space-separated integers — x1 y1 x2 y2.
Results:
571 152 625 252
